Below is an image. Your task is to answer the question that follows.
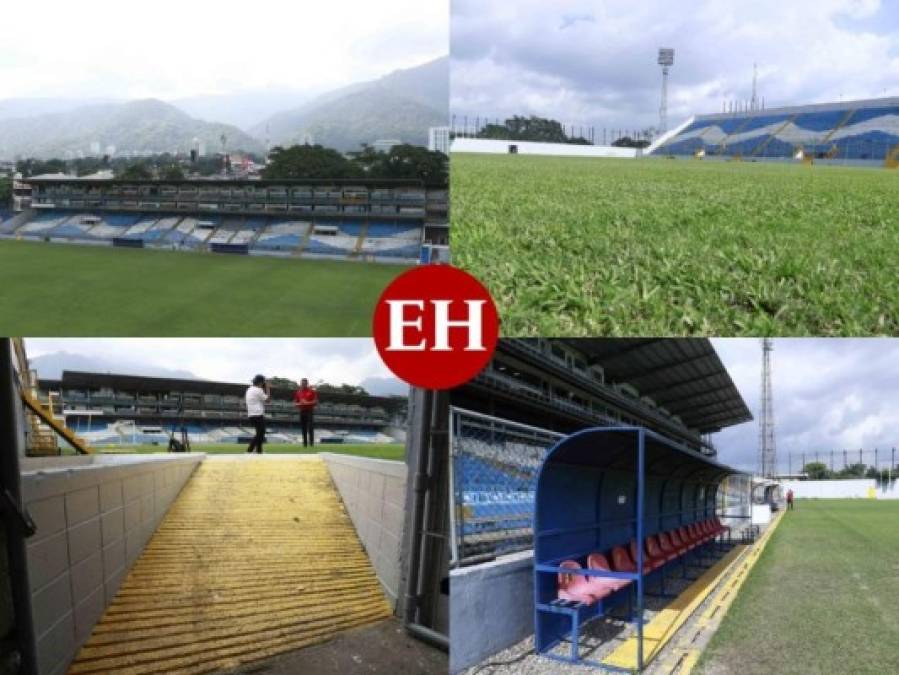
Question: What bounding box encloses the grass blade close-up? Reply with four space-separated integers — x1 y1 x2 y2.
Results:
452 154 899 336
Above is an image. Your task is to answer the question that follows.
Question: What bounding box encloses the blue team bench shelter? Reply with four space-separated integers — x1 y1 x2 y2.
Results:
534 426 738 671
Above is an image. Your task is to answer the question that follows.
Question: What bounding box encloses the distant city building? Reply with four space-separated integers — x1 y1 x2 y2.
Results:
372 139 403 153
90 141 101 156
428 127 450 154
12 173 33 212
105 144 116 157
192 137 207 158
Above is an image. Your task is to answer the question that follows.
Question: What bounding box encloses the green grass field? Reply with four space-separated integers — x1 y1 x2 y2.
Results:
697 500 899 675
111 442 405 460
452 154 899 335
0 240 407 335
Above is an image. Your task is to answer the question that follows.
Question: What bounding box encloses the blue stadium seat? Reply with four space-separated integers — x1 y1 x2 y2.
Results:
658 99 899 161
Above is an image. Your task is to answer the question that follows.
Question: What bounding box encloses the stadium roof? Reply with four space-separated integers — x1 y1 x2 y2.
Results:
695 95 899 121
561 338 752 433
45 371 406 410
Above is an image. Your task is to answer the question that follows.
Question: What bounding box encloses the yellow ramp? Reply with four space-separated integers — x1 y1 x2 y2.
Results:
69 457 392 674
603 544 746 671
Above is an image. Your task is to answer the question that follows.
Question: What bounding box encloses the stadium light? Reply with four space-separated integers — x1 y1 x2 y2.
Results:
658 48 675 133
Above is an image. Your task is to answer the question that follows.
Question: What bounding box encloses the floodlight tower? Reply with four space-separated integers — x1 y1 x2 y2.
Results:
751 63 759 112
758 338 777 477
658 48 675 133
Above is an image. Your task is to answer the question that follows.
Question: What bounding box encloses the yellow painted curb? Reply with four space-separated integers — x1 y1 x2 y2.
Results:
662 510 786 675
602 544 747 671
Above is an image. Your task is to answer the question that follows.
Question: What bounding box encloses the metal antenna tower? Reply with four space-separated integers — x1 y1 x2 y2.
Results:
658 48 675 132
751 63 759 111
758 338 777 477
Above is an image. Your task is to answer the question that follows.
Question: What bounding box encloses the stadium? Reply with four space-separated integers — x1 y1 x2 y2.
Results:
0 174 448 334
32 370 407 448
451 47 899 336
0 339 449 674
655 97 899 164
448 338 899 674
2 176 448 264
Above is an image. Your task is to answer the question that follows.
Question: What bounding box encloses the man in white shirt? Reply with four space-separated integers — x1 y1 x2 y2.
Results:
245 374 271 454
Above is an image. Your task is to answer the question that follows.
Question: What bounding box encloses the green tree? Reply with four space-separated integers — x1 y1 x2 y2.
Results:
837 462 867 478
16 158 67 177
262 144 360 180
161 165 185 181
802 462 830 479
72 157 108 176
119 164 153 180
0 177 11 205
612 136 650 149
369 144 447 185
316 383 369 395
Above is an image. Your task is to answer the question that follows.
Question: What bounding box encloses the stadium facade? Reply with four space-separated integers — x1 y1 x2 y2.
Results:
449 338 753 560
1 177 449 263
452 338 752 457
656 96 899 163
38 370 408 446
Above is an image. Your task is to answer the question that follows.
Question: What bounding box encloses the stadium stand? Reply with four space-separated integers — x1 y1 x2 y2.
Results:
253 219 310 252
37 370 407 447
17 211 72 236
656 97 899 163
3 178 447 263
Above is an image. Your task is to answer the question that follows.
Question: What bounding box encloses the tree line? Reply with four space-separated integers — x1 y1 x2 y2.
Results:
13 142 448 186
262 144 447 186
801 461 898 482
14 154 235 181
471 115 593 145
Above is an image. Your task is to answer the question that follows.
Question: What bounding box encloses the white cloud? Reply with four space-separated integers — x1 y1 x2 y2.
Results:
451 0 898 130
24 338 400 391
711 338 899 473
1 0 448 100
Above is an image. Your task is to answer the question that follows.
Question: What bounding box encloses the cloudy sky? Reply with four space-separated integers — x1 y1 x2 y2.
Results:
1 0 447 100
452 0 899 132
710 339 899 474
24 338 407 396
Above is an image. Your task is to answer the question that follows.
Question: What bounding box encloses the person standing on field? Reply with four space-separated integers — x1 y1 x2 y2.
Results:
293 378 318 447
245 375 270 454
786 488 795 510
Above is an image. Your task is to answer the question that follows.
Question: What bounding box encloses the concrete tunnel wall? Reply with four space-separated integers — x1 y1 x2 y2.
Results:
321 453 408 612
450 550 534 674
21 453 204 675
21 452 410 674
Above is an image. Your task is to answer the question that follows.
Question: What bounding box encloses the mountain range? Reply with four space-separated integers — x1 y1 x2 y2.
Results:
0 57 448 160
252 57 448 151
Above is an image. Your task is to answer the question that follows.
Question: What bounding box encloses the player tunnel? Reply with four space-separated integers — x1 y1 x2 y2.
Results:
533 426 737 670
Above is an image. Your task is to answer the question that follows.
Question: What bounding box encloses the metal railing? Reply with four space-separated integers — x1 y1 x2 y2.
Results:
449 407 564 566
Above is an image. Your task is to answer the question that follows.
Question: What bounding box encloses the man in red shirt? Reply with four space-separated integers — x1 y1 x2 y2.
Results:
786 488 795 511
293 378 318 447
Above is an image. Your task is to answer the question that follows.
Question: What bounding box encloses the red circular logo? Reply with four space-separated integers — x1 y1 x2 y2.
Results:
373 265 499 390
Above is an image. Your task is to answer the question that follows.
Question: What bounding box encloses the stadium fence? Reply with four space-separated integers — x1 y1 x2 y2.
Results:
449 407 563 567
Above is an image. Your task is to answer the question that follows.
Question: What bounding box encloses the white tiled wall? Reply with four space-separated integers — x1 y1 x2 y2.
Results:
321 453 407 611
21 454 204 675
